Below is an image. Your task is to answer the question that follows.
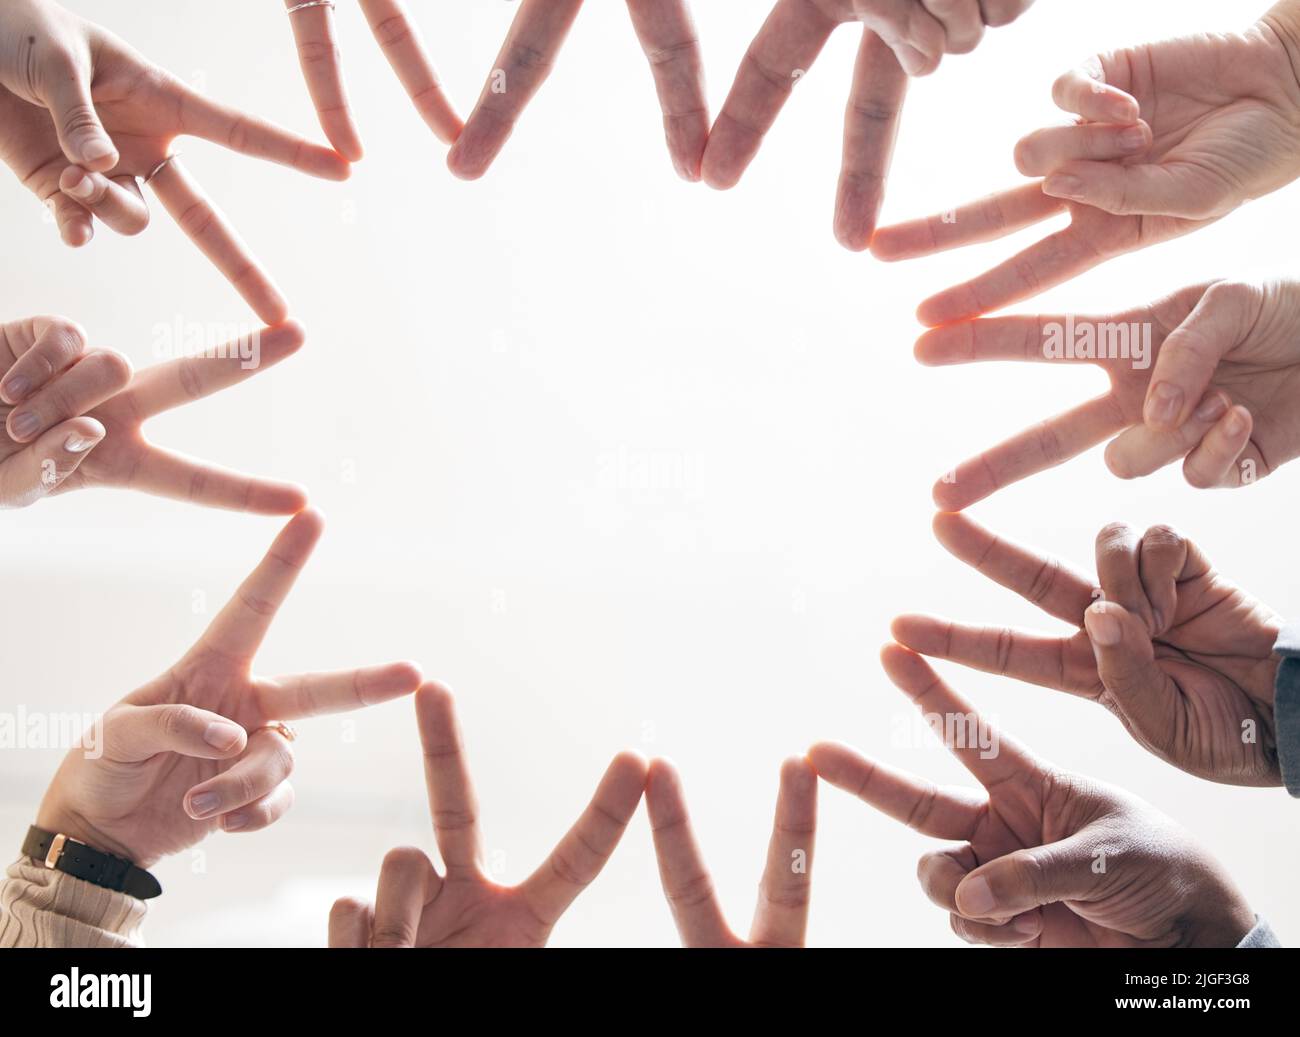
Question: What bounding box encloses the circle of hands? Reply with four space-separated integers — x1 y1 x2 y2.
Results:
7 0 1298 948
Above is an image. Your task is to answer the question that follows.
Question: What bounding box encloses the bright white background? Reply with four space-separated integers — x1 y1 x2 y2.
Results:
2 0 1298 947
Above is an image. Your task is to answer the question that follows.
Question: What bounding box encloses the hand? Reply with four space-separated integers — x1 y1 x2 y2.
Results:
871 16 1300 323
283 0 461 161
36 510 424 868
894 512 1284 786
645 756 817 947
701 1 1034 248
0 0 349 323
328 682 647 947
0 315 131 508
31 320 308 513
920 279 1300 510
811 643 1258 947
446 0 708 182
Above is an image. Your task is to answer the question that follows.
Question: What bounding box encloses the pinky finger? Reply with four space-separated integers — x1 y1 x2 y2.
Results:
48 193 93 247
1 417 104 508
1182 405 1252 489
221 781 296 834
329 897 374 947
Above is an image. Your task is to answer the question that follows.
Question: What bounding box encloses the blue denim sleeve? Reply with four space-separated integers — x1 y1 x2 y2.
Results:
1273 624 1300 798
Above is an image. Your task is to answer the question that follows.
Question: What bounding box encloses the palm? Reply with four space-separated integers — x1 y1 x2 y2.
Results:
1109 32 1300 216
411 876 554 948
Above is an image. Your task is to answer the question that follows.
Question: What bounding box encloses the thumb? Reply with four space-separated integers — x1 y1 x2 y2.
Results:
43 62 117 172
0 417 104 508
1083 600 1176 737
1142 281 1253 431
954 831 1103 920
103 703 248 763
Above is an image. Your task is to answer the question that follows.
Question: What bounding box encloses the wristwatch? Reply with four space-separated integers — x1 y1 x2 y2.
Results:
21 826 162 900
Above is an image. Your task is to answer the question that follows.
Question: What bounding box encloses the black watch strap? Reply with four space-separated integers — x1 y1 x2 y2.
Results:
21 826 162 900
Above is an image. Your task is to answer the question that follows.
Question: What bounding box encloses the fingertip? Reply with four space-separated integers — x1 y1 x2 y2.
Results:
414 679 456 713
932 477 966 512
779 753 817 789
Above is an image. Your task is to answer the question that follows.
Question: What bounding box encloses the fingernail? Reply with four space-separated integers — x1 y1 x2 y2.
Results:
2 375 30 402
1119 125 1147 151
67 176 94 200
203 721 243 751
11 412 39 439
81 138 115 164
1144 382 1183 427
188 792 221 818
1013 913 1040 935
64 432 96 453
222 812 248 832
1194 393 1228 422
1043 174 1084 200
1085 604 1122 646
958 876 996 916
1151 607 1166 635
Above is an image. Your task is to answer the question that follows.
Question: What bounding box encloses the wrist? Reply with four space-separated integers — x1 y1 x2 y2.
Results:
34 802 139 866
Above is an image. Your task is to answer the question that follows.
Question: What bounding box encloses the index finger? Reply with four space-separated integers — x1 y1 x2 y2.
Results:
748 756 817 948
148 160 289 325
933 393 1128 511
700 0 838 190
447 0 585 179
286 0 365 161
415 682 485 874
359 0 463 144
835 29 907 251
644 758 735 947
521 751 648 928
197 509 324 661
175 85 350 180
869 183 1063 261
879 642 1035 788
626 0 709 181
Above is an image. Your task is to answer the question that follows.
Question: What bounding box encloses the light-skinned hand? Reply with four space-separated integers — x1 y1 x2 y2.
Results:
328 682 647 947
872 7 1300 323
919 279 1300 511
701 0 1036 248
645 756 817 947
36 510 424 868
0 0 349 323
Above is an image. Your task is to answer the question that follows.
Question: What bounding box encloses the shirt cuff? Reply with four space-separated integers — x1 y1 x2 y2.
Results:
1273 623 1300 797
0 856 146 948
1236 916 1283 948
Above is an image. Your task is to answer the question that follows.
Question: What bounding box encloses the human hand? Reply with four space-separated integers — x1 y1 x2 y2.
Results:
328 682 647 947
286 1 707 181
24 320 309 513
446 0 707 182
0 0 349 322
811 643 1258 947
283 0 461 161
894 512 1285 786
36 510 424 869
871 18 1300 322
645 756 817 947
0 315 130 508
918 279 1300 510
701 1 1034 247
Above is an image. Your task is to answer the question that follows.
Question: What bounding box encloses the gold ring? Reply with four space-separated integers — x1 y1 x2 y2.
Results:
287 1 334 14
259 722 298 743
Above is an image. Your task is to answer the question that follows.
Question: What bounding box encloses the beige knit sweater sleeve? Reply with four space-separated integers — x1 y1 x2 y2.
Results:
0 857 146 948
